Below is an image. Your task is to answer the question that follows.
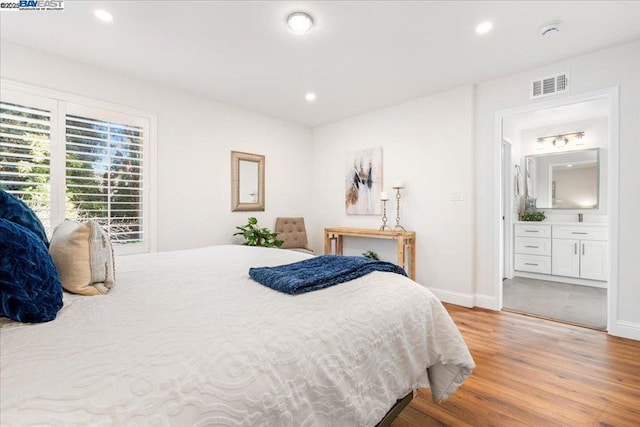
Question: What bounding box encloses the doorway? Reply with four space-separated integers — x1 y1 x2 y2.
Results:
497 89 618 331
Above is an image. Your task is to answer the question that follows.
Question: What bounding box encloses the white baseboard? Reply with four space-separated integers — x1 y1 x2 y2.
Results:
609 320 640 341
425 288 499 311
427 287 474 308
473 294 499 310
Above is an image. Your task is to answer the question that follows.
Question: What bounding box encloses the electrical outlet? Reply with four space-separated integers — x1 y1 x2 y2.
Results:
451 191 463 201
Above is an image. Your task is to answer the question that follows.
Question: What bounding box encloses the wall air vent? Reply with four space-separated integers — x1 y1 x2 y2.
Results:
530 72 569 99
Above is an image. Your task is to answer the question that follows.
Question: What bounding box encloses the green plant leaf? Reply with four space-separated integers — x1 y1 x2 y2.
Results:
233 217 284 248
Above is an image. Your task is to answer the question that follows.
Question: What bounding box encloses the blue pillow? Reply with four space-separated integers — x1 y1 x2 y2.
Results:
0 189 49 248
0 219 63 323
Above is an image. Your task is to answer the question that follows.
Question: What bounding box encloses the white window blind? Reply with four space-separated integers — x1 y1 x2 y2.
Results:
0 85 153 254
0 101 53 234
65 113 145 245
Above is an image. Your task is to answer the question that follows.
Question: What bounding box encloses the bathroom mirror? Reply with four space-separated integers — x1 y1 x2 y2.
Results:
231 151 265 211
525 148 599 209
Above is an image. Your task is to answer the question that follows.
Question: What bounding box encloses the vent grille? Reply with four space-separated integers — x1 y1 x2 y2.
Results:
530 72 569 99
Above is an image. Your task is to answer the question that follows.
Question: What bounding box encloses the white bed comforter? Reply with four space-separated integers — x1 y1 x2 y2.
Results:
1 245 474 426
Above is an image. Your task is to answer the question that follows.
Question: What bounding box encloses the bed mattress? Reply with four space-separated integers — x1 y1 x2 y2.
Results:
0 245 474 426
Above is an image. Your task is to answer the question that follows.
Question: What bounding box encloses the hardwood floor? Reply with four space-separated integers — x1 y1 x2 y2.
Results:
392 304 640 426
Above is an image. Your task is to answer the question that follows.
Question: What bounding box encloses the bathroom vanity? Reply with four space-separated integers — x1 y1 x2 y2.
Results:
514 222 608 287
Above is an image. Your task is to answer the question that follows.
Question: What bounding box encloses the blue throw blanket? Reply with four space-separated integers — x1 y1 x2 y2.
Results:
249 255 407 295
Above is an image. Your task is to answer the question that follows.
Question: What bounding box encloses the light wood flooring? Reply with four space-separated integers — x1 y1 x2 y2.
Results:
392 304 640 426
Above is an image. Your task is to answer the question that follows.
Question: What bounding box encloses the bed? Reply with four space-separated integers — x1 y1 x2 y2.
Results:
0 245 474 426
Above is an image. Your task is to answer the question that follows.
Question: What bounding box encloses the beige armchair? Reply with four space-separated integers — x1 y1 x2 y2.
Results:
275 217 314 254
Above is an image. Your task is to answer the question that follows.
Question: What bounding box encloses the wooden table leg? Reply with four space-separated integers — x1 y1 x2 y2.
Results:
409 238 416 280
336 235 343 255
397 238 405 273
324 231 331 254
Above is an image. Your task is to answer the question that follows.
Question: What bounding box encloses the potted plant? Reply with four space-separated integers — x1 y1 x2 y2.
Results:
233 217 283 248
362 250 380 260
520 211 546 221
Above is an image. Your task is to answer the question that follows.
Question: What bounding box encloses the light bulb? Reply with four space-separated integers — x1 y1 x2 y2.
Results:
287 12 313 34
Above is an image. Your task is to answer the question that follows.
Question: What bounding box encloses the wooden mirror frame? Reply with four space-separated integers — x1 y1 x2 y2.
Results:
231 151 265 211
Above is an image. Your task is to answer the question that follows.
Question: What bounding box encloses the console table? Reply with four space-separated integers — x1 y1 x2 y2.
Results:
324 227 416 280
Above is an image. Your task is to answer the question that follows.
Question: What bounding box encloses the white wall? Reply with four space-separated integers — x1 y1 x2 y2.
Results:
310 86 476 305
0 41 314 252
475 40 640 339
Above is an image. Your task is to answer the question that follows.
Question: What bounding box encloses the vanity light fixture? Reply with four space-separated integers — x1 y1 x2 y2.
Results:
305 92 317 102
287 12 314 34
554 136 568 148
94 9 113 22
536 131 585 148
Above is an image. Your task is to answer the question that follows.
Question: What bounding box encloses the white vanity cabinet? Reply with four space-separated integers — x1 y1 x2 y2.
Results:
551 239 581 277
514 224 552 274
514 222 608 285
552 226 608 281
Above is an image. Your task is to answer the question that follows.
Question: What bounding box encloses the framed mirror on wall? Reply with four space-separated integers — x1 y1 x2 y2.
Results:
231 151 265 211
525 148 600 210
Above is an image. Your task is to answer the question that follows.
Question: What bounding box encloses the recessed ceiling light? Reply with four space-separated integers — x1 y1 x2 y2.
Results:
287 12 314 34
305 92 316 102
94 9 113 22
567 164 573 168
476 21 493 35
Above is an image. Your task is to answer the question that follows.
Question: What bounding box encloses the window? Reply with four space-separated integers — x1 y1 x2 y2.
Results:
0 85 154 254
0 98 54 233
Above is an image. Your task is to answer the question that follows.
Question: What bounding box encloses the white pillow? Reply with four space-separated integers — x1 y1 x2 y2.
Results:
49 220 115 296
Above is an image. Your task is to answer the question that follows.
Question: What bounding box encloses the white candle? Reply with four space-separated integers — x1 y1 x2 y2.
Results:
380 191 389 201
393 180 404 188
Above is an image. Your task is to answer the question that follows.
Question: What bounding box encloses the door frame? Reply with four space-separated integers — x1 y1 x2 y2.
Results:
501 139 514 280
494 87 619 333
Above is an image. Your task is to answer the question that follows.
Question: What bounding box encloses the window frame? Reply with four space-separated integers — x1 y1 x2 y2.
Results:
1 79 157 255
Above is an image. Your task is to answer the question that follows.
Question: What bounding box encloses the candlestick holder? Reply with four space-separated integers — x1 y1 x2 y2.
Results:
392 186 406 231
379 199 390 230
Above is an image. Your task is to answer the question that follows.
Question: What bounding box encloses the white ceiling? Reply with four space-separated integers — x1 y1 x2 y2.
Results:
1 1 639 127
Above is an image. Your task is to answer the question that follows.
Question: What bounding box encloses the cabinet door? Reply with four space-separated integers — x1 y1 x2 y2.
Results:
552 239 580 278
581 240 608 281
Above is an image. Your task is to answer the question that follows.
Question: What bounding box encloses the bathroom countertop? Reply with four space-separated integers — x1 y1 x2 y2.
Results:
514 221 608 227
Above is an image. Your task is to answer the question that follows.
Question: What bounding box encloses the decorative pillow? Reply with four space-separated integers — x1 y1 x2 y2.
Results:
0 189 49 248
49 220 115 296
0 219 63 323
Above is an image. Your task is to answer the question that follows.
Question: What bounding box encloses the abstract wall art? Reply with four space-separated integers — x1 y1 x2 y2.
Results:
345 147 382 215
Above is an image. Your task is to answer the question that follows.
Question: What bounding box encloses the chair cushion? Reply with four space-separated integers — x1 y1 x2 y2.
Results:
0 219 63 323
